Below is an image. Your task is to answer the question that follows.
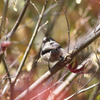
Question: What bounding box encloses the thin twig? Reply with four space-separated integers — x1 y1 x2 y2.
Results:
17 19 34 31
62 8 70 53
38 20 49 32
44 2 58 15
45 0 65 37
16 2 58 32
0 53 22 83
6 0 30 39
89 84 100 100
88 51 100 100
64 82 100 100
30 71 69 100
56 0 70 53
76 67 98 92
11 35 31 46
0 81 9 97
0 0 9 37
94 15 100 33
2 55 11 84
30 1 40 15
47 72 76 100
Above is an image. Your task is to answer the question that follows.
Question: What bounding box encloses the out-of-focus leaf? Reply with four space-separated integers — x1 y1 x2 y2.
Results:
0 41 11 54
66 61 88 73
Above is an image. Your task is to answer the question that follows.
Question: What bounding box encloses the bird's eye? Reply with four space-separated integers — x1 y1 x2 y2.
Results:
50 42 53 45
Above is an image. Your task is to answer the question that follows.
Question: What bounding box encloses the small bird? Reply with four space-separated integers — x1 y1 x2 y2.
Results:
40 37 64 70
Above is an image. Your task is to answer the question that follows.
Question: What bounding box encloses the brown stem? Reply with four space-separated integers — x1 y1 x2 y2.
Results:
0 0 9 37
13 0 49 89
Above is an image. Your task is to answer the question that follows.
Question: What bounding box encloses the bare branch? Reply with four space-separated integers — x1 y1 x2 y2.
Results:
89 84 100 100
15 24 100 100
16 2 59 32
30 1 40 15
0 0 9 36
64 82 100 100
47 73 76 100
38 20 49 32
56 0 70 52
13 0 49 84
30 71 69 100
2 55 11 84
0 81 9 97
6 0 30 39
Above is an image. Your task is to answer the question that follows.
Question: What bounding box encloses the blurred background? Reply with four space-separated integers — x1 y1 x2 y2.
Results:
0 0 100 100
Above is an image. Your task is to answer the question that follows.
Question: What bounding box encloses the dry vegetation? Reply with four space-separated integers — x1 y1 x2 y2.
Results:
0 0 100 100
